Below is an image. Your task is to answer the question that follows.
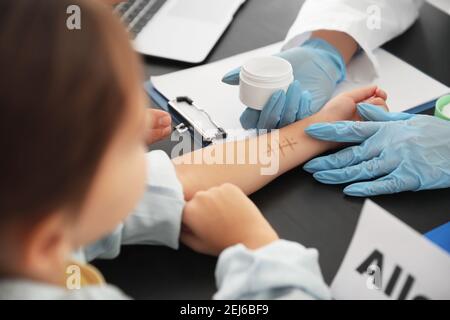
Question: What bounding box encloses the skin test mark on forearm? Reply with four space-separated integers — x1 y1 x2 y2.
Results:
266 137 298 158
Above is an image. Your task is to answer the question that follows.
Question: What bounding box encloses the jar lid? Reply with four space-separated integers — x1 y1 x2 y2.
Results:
241 56 293 84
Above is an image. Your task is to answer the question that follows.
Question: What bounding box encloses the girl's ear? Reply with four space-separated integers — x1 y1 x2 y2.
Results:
22 212 73 284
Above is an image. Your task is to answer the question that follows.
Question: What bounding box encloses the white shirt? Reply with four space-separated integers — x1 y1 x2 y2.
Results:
283 0 424 80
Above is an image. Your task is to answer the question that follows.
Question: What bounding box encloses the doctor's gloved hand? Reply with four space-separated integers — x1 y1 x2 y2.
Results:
239 84 386 130
303 104 450 197
238 80 312 130
223 38 346 129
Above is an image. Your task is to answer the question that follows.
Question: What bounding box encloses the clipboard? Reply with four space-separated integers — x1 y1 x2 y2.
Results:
144 81 227 147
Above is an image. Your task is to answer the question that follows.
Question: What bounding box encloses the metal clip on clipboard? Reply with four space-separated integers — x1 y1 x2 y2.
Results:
168 96 227 146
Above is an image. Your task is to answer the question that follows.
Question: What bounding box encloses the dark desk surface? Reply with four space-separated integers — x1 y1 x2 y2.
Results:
94 0 450 299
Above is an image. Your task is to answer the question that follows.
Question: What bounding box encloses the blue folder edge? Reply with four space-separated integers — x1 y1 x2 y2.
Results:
406 99 437 115
425 222 450 254
145 81 169 112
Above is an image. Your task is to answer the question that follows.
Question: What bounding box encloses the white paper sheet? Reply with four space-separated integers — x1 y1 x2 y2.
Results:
427 0 450 15
151 42 449 131
331 200 450 300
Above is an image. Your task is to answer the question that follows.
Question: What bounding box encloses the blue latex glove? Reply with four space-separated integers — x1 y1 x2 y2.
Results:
244 80 311 129
223 39 346 129
303 103 450 196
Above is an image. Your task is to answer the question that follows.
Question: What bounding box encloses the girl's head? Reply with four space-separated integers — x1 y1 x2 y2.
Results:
0 0 148 282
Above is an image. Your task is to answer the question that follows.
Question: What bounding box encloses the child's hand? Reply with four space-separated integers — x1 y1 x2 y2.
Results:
317 85 388 123
145 109 172 145
181 184 279 256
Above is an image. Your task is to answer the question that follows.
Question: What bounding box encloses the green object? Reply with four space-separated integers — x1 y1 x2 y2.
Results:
435 94 450 121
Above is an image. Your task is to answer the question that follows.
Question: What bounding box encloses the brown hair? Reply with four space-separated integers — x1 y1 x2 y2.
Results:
0 0 141 226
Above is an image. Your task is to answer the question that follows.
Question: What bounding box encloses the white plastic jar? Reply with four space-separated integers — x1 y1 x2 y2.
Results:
239 56 294 110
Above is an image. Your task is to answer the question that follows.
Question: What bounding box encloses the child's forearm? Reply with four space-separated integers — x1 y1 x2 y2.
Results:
174 112 339 200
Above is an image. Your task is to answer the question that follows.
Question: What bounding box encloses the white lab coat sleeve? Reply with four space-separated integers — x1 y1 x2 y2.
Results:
214 240 331 300
283 0 424 79
81 150 185 262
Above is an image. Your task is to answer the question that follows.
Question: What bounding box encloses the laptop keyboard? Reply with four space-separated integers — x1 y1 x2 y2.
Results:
114 0 167 38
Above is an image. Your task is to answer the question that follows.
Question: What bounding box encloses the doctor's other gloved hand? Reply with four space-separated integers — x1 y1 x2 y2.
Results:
303 104 450 197
222 39 346 129
181 183 279 256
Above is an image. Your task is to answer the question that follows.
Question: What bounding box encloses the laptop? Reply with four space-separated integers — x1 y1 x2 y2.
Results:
115 0 247 63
